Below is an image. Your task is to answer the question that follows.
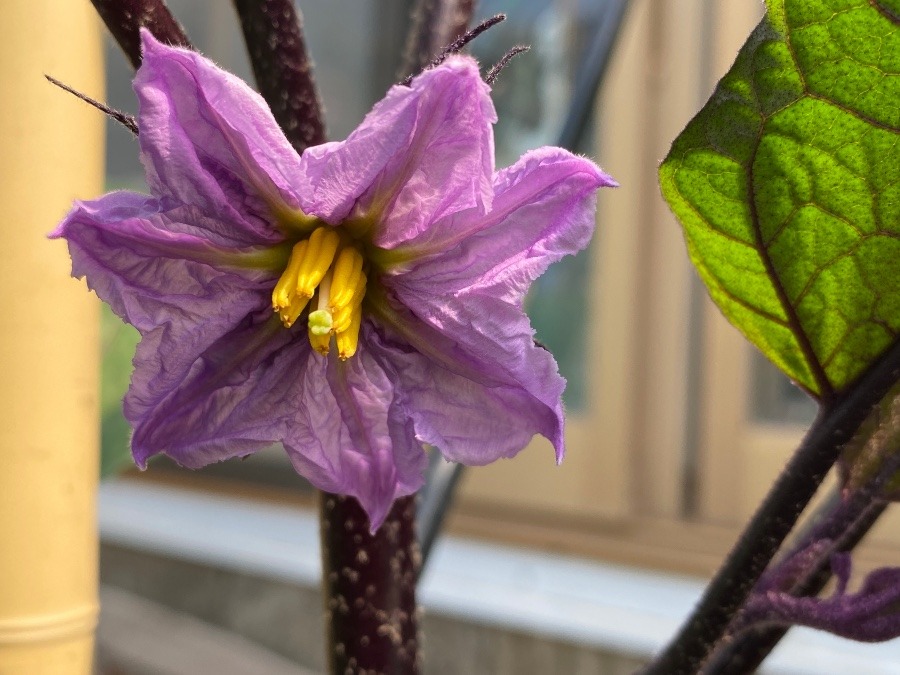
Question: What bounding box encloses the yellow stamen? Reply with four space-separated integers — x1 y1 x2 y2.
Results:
269 226 369 358
271 240 308 311
280 294 310 328
336 308 363 361
295 226 340 298
332 273 366 334
329 247 364 311
309 326 331 356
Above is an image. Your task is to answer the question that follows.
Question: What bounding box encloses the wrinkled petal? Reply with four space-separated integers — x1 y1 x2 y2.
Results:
51 191 276 426
395 146 614 302
374 148 613 465
136 31 304 244
130 311 298 467
371 291 566 461
285 343 427 531
366 323 557 465
298 56 495 239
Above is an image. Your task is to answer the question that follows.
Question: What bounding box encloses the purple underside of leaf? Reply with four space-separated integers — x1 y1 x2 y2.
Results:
743 553 900 642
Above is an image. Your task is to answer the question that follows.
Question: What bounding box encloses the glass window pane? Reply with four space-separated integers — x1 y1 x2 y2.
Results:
750 351 818 425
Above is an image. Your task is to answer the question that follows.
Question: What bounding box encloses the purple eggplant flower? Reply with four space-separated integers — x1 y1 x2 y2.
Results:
742 553 900 642
52 31 615 529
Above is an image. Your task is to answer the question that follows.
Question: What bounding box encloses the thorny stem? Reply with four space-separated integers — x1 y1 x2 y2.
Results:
485 45 530 85
319 494 421 675
401 14 506 86
90 0 190 69
44 75 138 135
643 336 900 674
232 0 326 153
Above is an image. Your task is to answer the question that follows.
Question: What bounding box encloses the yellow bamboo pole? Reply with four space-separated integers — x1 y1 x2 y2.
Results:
0 3 104 674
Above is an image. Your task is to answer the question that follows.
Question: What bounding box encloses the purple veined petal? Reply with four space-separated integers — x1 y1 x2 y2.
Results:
365 322 562 466
393 146 615 303
52 191 280 426
52 192 291 283
298 56 496 237
284 344 427 531
136 30 308 244
129 310 299 468
51 192 279 330
404 290 566 462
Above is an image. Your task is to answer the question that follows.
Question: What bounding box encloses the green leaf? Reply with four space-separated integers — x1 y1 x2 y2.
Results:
660 0 900 397
100 304 139 477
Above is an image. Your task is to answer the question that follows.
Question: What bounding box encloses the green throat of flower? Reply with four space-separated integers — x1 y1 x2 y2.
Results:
271 225 367 360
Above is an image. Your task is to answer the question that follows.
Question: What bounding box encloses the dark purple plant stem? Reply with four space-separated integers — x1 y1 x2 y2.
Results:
643 337 900 674
401 0 475 78
702 442 900 674
90 0 190 69
319 494 421 675
231 0 326 153
702 500 886 674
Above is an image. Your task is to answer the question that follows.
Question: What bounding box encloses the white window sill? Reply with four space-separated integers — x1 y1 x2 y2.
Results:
99 480 900 675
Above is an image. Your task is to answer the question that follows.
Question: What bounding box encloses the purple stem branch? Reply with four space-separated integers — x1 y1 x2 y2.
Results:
319 494 421 675
400 14 505 86
90 0 190 69
231 0 326 153
702 448 900 673
643 336 900 674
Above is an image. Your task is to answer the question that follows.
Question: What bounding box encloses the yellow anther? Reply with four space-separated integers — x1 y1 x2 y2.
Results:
336 308 362 361
309 327 331 356
329 247 364 310
280 294 310 328
332 274 366 334
271 239 308 311
269 226 368 358
295 226 340 298
332 305 352 334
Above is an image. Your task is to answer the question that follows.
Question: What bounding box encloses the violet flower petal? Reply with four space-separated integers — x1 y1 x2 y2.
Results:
396 146 615 298
380 148 612 462
136 30 304 243
285 342 427 531
297 56 495 233
366 322 555 465
51 191 280 451
130 311 297 468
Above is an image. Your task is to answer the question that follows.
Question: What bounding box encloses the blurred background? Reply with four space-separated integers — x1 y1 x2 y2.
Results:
55 0 900 672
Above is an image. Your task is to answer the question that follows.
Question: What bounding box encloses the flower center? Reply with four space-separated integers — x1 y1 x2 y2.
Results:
271 226 367 360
